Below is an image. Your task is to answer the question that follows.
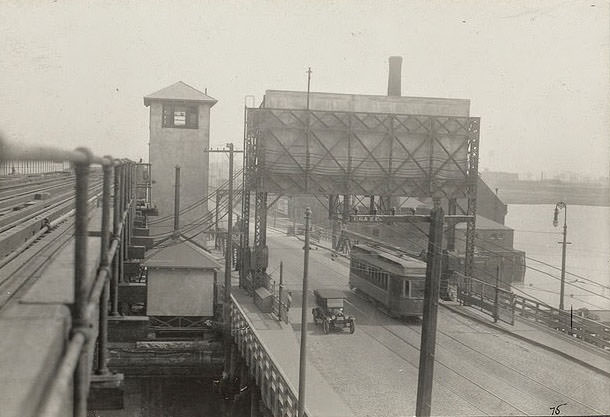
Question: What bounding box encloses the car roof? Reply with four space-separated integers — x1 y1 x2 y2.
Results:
314 289 347 299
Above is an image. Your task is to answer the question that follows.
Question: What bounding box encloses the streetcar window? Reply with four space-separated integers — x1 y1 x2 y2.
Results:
403 280 410 297
410 280 425 298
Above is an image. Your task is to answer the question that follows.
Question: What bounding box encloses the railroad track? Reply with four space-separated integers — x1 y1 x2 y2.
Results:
0 172 73 198
0 176 75 210
0 190 101 312
0 176 102 269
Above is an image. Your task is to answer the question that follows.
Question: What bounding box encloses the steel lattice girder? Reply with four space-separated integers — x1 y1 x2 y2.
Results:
247 108 479 200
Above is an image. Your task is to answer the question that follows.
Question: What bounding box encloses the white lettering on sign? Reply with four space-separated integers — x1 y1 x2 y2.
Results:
350 215 384 223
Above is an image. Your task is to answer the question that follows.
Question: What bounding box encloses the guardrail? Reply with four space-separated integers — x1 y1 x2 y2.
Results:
513 294 610 351
455 267 610 351
229 294 308 417
456 273 515 325
1 138 137 417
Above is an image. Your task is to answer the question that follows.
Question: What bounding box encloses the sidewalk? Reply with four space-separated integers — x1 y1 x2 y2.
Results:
443 301 610 377
233 289 354 417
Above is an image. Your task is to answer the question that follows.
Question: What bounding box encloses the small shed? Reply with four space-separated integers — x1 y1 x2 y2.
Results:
144 237 222 318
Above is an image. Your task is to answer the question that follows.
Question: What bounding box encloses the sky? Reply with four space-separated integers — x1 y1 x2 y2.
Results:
0 0 608 178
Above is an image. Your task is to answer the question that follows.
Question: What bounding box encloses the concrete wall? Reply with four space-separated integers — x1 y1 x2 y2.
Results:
149 102 211 225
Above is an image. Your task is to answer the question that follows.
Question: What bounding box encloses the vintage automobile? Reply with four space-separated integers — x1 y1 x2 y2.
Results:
312 289 355 334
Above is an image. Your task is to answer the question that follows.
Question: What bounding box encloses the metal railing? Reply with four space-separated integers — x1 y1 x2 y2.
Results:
230 294 309 417
455 268 610 350
513 294 610 350
456 273 515 325
1 138 137 417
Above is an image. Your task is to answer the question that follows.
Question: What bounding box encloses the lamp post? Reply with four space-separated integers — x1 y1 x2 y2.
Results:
553 202 568 310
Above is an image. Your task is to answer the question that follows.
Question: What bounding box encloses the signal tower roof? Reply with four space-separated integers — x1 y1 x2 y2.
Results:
144 81 218 107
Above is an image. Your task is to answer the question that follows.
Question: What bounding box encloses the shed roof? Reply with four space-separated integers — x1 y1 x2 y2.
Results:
143 237 222 269
144 81 218 107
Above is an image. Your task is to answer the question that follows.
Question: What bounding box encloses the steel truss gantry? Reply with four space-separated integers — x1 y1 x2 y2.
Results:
241 106 480 289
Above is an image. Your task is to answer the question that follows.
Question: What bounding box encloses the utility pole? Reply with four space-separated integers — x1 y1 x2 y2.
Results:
224 144 234 377
298 208 312 417
348 205 469 417
205 144 243 381
278 261 284 321
415 201 444 417
173 166 181 237
554 202 568 310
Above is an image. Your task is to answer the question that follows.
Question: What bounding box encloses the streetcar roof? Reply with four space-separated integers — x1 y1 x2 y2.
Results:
351 244 427 273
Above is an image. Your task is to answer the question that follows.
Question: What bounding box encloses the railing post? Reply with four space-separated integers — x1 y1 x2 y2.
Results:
96 157 113 375
110 161 121 316
120 163 127 283
73 148 92 417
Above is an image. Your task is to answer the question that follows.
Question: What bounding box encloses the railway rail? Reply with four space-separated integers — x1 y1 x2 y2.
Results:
0 177 103 262
0 175 75 210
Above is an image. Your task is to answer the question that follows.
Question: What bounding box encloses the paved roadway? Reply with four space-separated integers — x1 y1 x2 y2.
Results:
265 229 610 417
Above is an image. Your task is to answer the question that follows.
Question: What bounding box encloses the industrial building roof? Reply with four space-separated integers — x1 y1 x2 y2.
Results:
144 81 218 106
262 90 470 117
143 237 222 269
455 214 512 231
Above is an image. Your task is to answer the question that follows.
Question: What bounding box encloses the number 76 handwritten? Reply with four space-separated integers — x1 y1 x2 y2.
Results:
550 403 567 415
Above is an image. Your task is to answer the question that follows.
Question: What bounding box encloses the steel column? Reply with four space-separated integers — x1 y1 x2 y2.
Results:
464 118 480 278
253 191 268 289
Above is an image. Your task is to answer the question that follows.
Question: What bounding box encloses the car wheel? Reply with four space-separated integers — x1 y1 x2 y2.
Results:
323 320 329 334
349 321 355 334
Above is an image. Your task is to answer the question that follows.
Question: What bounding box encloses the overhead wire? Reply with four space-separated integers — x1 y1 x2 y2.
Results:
148 167 243 225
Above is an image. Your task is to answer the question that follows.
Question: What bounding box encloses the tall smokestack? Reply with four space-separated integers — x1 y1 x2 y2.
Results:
387 56 402 96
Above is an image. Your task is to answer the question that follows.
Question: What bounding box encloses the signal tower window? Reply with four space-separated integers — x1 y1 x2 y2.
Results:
162 104 199 129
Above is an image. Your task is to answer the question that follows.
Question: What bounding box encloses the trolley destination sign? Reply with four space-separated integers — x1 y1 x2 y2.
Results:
349 214 473 225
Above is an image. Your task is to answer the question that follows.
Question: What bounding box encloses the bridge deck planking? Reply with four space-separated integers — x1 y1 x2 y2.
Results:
265 230 610 416
0 208 103 417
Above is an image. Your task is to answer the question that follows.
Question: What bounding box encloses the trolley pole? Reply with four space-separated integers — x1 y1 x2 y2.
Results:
298 208 312 417
415 201 444 417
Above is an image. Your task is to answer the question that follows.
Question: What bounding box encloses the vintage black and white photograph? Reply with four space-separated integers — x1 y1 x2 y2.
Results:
0 1 609 416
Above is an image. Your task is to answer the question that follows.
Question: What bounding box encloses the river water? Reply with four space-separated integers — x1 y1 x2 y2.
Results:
506 204 610 311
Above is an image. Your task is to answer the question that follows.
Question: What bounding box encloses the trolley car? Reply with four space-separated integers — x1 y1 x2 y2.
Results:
349 244 426 318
